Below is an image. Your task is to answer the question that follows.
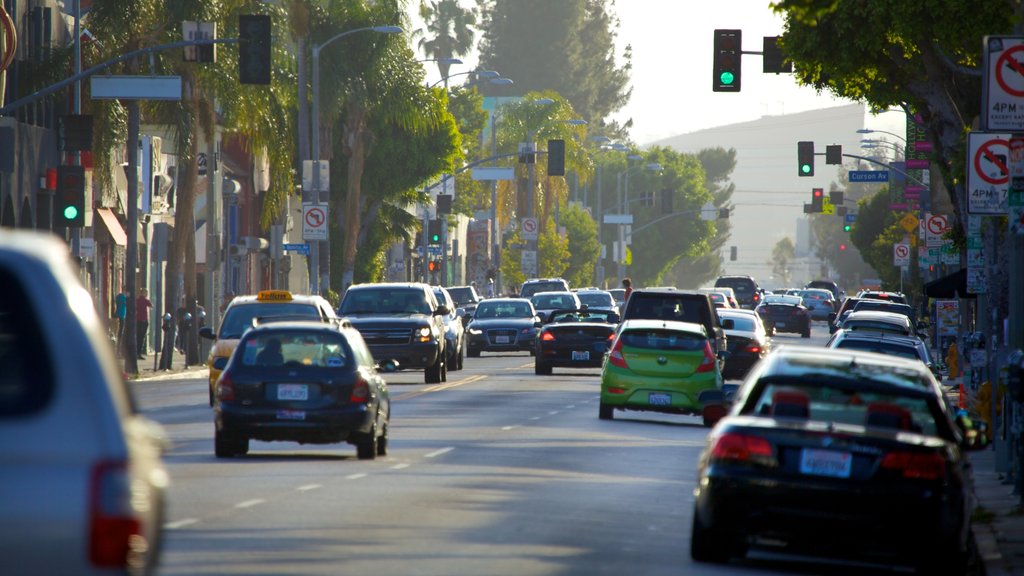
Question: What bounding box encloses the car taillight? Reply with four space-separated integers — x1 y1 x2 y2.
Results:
608 336 628 369
696 341 716 373
709 432 775 465
880 451 946 480
349 375 370 403
89 460 145 568
744 344 761 353
752 293 760 304
216 373 235 402
607 333 615 341
541 332 555 341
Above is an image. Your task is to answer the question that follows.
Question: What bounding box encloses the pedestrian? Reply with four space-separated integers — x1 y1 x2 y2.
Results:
114 290 128 354
136 288 153 359
622 277 633 302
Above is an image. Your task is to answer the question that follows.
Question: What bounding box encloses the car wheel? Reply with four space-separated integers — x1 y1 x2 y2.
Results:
215 427 244 458
376 420 389 456
599 403 614 420
356 424 378 460
440 354 448 382
456 341 465 370
535 360 552 375
467 347 480 358
690 510 731 563
801 327 811 338
425 357 442 384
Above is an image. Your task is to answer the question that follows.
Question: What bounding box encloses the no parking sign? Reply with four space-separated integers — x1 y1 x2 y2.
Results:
967 132 1010 214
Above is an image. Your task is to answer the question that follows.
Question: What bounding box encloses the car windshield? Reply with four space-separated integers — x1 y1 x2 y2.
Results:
475 302 533 318
219 303 323 339
619 328 706 351
521 281 567 297
447 287 476 305
578 292 614 307
238 331 350 368
340 288 430 315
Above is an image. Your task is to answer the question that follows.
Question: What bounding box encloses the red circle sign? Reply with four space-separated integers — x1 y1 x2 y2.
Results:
895 245 909 258
974 138 1010 185
305 207 325 228
996 44 1024 97
927 215 948 235
522 218 537 233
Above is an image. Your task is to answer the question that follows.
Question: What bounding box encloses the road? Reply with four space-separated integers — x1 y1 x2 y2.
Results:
132 323 877 576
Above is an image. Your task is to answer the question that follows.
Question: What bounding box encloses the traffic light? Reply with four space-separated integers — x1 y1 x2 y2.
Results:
839 243 848 251
54 165 86 227
798 141 815 176
238 15 271 85
547 139 565 176
825 145 842 165
427 218 442 245
811 188 824 213
436 193 452 215
762 36 792 73
428 260 439 273
712 29 742 92
830 190 844 205
843 223 852 232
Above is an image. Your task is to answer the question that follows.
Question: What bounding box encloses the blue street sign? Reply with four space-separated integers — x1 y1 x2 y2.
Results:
415 246 443 256
848 170 889 183
283 242 310 255
845 213 857 224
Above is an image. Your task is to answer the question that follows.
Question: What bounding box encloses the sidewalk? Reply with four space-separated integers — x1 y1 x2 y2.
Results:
971 447 1024 575
125 352 207 382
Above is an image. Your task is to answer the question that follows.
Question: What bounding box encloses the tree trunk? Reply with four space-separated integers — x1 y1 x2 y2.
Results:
340 104 368 290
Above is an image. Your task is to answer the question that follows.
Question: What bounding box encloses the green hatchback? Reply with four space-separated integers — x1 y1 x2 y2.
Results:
599 320 727 426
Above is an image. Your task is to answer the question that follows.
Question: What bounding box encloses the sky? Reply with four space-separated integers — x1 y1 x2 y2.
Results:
409 0 906 144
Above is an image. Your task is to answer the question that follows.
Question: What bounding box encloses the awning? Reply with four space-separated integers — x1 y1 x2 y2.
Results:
96 207 127 246
924 268 974 299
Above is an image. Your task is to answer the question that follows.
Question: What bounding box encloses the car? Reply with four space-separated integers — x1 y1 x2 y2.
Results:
695 287 734 309
212 320 390 459
619 288 732 356
755 295 811 338
851 299 918 328
432 286 466 371
608 288 627 308
840 310 915 337
519 277 571 299
717 308 771 381
446 284 482 324
465 298 541 356
337 283 448 384
714 275 762 309
530 290 582 320
825 329 940 376
828 296 865 333
599 319 727 425
691 347 982 572
200 290 339 406
534 308 619 375
856 290 908 305
805 279 844 303
795 288 837 320
0 231 168 574
574 288 620 315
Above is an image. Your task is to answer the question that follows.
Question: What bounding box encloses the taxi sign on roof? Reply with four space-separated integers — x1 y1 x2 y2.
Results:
257 290 293 302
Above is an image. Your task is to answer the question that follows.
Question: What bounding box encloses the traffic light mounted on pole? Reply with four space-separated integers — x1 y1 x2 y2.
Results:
811 188 824 213
547 139 565 176
55 165 85 227
712 29 742 92
798 141 815 176
427 219 442 245
238 14 271 85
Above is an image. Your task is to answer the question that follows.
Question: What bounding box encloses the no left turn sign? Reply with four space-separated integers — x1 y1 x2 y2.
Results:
985 36 1024 131
303 203 328 241
967 132 1011 214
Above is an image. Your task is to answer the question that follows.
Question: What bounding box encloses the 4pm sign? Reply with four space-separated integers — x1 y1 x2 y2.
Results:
983 36 1024 131
967 131 1011 214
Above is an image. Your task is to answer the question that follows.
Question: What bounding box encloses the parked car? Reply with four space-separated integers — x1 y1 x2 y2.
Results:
825 329 940 377
714 275 762 309
519 277 571 298
213 320 390 459
755 295 812 338
200 290 339 405
465 298 540 356
530 290 583 321
851 299 918 329
599 319 727 425
717 308 771 381
829 296 865 333
432 286 466 371
619 288 732 356
856 290 909 305
691 347 982 572
534 308 619 375
0 231 169 574
337 283 448 384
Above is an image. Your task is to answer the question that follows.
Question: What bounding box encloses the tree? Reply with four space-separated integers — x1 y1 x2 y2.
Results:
475 0 631 125
538 215 570 278
770 237 796 286
850 186 907 291
561 203 600 288
413 0 477 84
669 147 736 287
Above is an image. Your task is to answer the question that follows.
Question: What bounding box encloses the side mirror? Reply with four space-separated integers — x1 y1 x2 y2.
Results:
456 307 465 318
199 326 215 340
435 304 450 316
721 318 734 329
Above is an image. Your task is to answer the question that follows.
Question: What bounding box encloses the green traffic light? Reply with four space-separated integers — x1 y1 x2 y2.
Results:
63 205 79 221
719 71 735 86
843 224 852 232
801 164 811 175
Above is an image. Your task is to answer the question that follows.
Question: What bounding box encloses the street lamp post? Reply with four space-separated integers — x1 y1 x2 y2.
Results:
309 24 402 295
617 158 662 280
857 127 907 145
485 77 515 294
430 69 499 90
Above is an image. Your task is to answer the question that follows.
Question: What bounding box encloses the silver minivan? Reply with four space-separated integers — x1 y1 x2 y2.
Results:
0 231 168 574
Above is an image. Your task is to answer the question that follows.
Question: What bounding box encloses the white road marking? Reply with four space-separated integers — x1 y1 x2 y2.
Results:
548 411 560 415
235 499 265 509
391 463 410 470
501 425 520 431
346 473 367 480
566 405 576 409
164 518 199 530
530 416 541 421
425 447 454 458
297 484 321 492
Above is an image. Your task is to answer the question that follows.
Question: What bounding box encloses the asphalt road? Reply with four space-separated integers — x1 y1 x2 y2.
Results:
132 322 892 576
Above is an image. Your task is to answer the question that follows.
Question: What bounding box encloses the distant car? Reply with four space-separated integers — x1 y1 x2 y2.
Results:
530 290 582 320
575 288 620 315
691 347 982 572
696 287 734 309
796 288 836 320
805 279 843 303
717 308 771 381
213 320 390 459
433 286 466 371
534 308 619 375
520 278 571 299
856 290 908 305
608 288 627 308
599 319 727 426
829 296 866 333
446 285 482 323
755 295 811 338
825 329 939 376
714 275 762 309
0 231 168 573
851 299 918 328
465 298 540 356
840 310 915 337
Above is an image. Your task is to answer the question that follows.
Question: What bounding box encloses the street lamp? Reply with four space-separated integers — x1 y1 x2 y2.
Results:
430 69 499 89
857 127 907 145
309 24 403 294
486 77 515 293
860 138 903 161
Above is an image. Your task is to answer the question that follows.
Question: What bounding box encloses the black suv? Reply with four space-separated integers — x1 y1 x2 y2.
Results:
714 275 762 309
620 289 732 355
338 283 448 383
520 278 570 299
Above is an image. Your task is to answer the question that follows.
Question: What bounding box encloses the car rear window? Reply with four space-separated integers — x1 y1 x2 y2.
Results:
620 329 706 351
239 331 350 368
715 278 755 294
723 316 755 331
833 339 921 361
626 294 706 322
521 281 568 298
0 267 53 416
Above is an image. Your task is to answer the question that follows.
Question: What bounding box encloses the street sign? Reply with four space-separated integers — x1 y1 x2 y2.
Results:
471 167 514 181
893 243 911 266
849 170 889 183
899 213 919 233
967 131 1010 214
521 250 537 277
90 75 183 100
302 203 328 241
602 214 633 225
983 36 1024 131
302 160 330 192
520 217 538 241
283 242 310 255
926 214 950 247
845 213 858 224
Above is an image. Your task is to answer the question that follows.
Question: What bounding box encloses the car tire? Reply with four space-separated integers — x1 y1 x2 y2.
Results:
456 341 465 370
468 347 481 358
599 403 614 420
690 510 731 564
355 424 378 460
425 357 443 384
801 327 811 338
215 428 246 458
440 354 448 382
535 360 552 375
376 420 389 456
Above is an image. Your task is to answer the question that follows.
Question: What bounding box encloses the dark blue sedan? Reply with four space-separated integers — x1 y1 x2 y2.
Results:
465 298 540 356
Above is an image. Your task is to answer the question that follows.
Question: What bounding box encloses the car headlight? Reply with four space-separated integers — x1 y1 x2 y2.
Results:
468 328 483 335
417 326 433 342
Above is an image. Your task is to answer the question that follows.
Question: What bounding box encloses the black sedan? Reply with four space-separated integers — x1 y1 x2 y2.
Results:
465 298 540 356
717 309 770 381
213 320 390 460
691 346 983 573
534 308 618 375
755 295 811 338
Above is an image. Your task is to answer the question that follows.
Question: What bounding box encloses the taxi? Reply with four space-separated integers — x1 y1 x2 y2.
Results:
199 290 338 405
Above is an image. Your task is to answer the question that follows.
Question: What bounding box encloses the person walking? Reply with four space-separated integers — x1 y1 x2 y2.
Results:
113 291 128 355
622 277 633 302
136 289 153 359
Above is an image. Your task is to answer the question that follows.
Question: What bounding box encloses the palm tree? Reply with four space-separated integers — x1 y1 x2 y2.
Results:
413 0 476 85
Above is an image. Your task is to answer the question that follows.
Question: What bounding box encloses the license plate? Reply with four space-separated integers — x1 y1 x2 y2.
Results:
572 350 590 361
496 335 510 344
648 393 671 406
799 449 852 478
278 384 309 401
776 322 786 328
276 409 306 420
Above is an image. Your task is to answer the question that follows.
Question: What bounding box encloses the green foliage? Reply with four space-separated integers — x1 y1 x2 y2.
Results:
500 230 525 291
849 187 904 288
446 86 491 214
413 0 478 81
538 216 570 278
771 237 797 286
561 203 600 289
670 147 737 287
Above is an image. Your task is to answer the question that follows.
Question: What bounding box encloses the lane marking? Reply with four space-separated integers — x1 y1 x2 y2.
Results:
530 416 541 421
391 463 410 470
425 447 454 458
548 411 560 415
297 484 321 492
346 473 367 480
566 405 576 409
235 499 265 509
164 518 199 530
501 425 520 431
395 374 486 400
